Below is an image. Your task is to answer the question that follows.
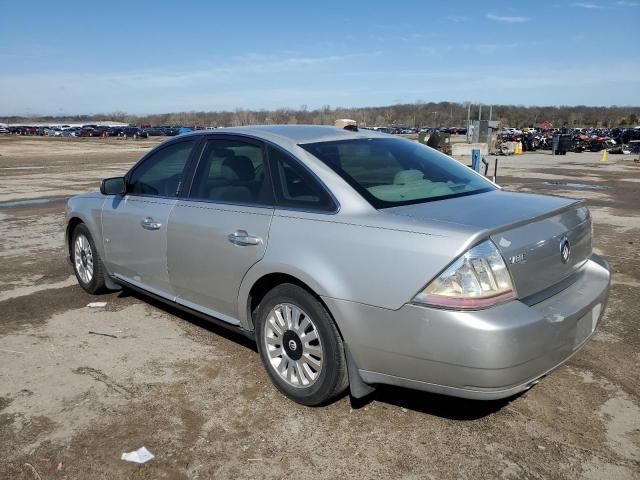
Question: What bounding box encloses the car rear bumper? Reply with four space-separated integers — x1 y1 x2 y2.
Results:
324 253 610 400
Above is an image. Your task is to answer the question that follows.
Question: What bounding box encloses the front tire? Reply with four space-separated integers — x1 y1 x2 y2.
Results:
71 223 107 294
255 284 348 406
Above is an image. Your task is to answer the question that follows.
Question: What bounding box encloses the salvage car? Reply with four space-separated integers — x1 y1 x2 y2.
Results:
65 125 610 405
119 126 149 139
77 127 107 137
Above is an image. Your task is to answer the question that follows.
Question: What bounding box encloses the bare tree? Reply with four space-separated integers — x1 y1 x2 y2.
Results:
5 103 639 129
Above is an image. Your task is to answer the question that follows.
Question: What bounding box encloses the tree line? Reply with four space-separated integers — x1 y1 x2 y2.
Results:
3 102 639 129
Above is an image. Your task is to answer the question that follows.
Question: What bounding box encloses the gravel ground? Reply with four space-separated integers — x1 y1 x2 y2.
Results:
0 136 638 480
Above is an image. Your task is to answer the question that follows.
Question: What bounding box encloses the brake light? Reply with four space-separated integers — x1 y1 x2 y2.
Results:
413 240 515 309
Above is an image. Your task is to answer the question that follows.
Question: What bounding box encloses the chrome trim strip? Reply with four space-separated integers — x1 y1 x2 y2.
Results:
113 274 176 301
174 298 241 326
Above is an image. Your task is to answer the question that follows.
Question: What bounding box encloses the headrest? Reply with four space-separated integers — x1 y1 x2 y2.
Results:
208 147 235 158
221 148 236 157
393 169 424 185
221 156 255 182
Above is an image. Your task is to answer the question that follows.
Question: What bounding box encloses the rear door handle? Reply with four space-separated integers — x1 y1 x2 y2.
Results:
228 230 262 246
141 217 162 230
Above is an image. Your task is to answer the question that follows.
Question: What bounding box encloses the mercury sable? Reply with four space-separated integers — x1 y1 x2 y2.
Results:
65 125 610 405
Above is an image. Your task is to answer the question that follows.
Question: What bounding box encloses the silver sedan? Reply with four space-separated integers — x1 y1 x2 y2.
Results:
65 125 610 405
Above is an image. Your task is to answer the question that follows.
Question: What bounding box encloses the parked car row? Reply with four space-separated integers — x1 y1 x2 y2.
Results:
140 126 182 136
1 125 144 138
0 125 185 138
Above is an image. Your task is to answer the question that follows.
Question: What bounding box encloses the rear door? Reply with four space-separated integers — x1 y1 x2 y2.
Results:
101 137 200 297
167 136 274 324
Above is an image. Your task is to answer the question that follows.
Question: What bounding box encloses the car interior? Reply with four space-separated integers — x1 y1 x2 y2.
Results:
304 139 487 204
191 145 267 203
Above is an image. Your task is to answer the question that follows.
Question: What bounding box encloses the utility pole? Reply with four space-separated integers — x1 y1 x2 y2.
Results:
479 105 482 122
466 103 471 143
488 105 494 148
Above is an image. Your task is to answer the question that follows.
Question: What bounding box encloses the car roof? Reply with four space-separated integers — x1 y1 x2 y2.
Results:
181 124 389 146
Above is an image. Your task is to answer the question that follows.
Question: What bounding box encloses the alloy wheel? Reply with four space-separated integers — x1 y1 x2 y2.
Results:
74 233 94 284
263 303 324 388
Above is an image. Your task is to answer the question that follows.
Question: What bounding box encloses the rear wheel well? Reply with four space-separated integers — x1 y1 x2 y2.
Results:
247 273 340 338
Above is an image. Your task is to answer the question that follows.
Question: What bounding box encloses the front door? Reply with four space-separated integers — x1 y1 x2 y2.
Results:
102 138 199 297
167 137 274 324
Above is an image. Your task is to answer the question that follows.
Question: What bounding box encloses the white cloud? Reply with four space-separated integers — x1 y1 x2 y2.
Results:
337 60 640 106
571 2 603 8
231 52 361 71
1 49 638 115
0 50 382 115
463 43 520 53
487 13 530 23
419 42 521 55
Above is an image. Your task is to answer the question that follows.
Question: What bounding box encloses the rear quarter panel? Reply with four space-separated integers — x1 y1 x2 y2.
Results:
238 209 476 328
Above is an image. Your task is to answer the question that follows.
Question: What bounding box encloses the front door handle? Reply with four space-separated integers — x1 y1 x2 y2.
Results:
228 230 262 246
141 217 162 230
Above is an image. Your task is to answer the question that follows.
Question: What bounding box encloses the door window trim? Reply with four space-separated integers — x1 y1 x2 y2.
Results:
124 136 204 200
182 134 276 209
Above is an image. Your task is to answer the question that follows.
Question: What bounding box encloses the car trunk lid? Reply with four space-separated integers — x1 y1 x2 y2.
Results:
489 203 592 299
384 190 592 299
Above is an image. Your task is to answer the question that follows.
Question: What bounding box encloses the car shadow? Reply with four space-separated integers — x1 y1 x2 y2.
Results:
115 288 257 353
350 385 524 421
114 288 521 419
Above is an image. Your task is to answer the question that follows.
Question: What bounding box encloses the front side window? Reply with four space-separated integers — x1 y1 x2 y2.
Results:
128 139 196 197
189 139 272 206
300 138 495 208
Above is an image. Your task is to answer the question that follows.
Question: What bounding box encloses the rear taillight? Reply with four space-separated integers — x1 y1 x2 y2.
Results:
413 240 515 309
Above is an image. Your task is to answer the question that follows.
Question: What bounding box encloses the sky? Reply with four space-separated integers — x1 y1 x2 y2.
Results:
0 0 638 116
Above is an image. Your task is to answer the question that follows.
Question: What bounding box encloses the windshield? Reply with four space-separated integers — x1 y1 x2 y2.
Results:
300 138 495 208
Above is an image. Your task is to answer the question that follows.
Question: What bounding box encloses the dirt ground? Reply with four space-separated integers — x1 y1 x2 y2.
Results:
0 136 639 480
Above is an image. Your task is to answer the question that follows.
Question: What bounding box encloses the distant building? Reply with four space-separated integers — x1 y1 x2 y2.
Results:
334 119 357 128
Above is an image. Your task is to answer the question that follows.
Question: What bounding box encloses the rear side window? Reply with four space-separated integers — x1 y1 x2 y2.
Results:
268 145 335 212
189 139 273 206
128 140 196 197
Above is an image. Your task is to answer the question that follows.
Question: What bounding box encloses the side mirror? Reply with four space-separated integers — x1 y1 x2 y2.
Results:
100 177 126 195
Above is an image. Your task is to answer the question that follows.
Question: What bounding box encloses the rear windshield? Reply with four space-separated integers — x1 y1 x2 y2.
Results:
300 138 495 208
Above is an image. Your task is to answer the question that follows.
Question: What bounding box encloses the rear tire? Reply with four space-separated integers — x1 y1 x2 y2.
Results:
71 223 107 294
255 283 348 406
